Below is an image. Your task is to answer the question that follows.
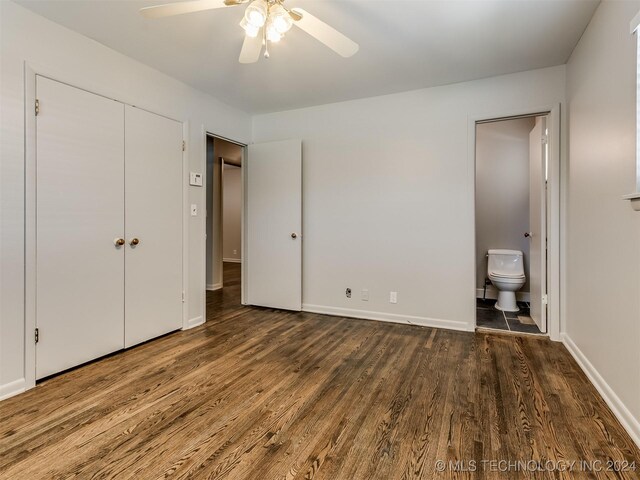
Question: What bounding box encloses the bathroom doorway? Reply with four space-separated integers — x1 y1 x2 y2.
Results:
474 114 549 335
205 134 245 317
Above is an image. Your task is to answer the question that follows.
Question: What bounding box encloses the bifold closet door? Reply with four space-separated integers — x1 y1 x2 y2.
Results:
124 106 183 347
36 76 125 379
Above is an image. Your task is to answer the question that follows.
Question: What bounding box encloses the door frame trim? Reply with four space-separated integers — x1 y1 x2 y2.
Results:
469 104 562 341
24 64 187 390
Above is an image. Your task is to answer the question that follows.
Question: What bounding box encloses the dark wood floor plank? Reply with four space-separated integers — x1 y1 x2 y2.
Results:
1 262 638 479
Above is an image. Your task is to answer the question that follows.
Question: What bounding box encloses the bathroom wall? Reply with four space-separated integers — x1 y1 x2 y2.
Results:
475 117 534 296
223 165 242 262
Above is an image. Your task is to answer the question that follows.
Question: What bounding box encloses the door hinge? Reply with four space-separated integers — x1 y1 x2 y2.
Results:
35 328 39 344
35 99 40 116
182 291 185 303
182 141 186 152
542 294 548 305
541 135 548 145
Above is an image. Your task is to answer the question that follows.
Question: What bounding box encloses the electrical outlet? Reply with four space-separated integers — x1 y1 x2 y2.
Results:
389 291 398 304
345 288 352 298
361 288 369 301
233 249 237 255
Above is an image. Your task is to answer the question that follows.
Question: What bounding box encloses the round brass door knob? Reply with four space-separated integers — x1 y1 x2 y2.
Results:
291 233 297 239
114 238 125 247
130 238 140 246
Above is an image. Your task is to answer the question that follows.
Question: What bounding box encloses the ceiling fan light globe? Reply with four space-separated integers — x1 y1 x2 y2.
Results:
269 4 292 34
239 17 260 37
272 15 292 34
244 0 267 27
246 11 266 27
266 26 282 43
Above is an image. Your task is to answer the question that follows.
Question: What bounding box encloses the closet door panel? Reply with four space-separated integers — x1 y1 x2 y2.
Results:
36 76 125 379
124 106 183 347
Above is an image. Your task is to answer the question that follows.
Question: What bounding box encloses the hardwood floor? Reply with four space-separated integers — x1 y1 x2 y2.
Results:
1 262 639 479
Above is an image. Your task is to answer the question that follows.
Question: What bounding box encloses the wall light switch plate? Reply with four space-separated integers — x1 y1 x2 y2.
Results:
390 291 398 304
191 204 197 216
189 172 203 187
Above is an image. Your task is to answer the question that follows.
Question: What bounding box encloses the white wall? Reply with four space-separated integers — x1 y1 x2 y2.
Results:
0 1 251 398
252 66 566 331
475 117 534 293
223 166 242 262
565 0 640 446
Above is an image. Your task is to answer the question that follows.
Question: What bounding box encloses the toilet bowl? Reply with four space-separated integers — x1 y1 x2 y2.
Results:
487 249 526 312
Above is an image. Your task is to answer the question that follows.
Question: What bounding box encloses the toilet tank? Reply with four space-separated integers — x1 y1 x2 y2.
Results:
487 249 524 276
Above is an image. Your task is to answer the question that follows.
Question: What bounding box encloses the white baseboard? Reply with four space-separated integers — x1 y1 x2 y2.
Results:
302 304 473 332
476 288 531 303
0 378 26 401
184 315 204 329
206 283 222 291
223 258 242 263
561 333 640 449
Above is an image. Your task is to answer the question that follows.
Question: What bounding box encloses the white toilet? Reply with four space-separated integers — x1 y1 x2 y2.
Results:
487 249 526 312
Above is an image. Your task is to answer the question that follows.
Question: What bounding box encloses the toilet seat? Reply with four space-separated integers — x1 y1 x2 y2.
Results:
489 272 525 280
488 273 525 284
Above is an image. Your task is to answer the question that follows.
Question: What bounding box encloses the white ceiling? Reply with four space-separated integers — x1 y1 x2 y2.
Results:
16 0 599 114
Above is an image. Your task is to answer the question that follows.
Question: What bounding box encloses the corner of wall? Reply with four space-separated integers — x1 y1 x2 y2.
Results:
562 333 640 449
0 378 27 401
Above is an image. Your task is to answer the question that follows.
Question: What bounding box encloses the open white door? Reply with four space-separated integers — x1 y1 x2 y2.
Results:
528 117 547 332
246 139 302 310
35 76 125 379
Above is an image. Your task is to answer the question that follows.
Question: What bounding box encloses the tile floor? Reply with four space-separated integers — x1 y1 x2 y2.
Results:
476 298 543 334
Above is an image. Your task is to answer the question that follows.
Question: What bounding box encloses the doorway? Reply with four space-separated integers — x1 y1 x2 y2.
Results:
203 136 304 318
205 134 245 316
474 114 549 335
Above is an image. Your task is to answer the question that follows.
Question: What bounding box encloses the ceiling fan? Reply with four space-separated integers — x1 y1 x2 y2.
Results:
140 0 359 63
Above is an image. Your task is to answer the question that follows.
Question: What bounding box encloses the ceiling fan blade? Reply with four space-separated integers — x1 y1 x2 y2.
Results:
140 0 233 19
239 31 263 64
291 8 359 58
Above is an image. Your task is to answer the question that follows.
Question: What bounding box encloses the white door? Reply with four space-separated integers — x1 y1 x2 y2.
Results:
246 139 302 310
36 76 125 379
529 117 547 332
124 106 183 347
